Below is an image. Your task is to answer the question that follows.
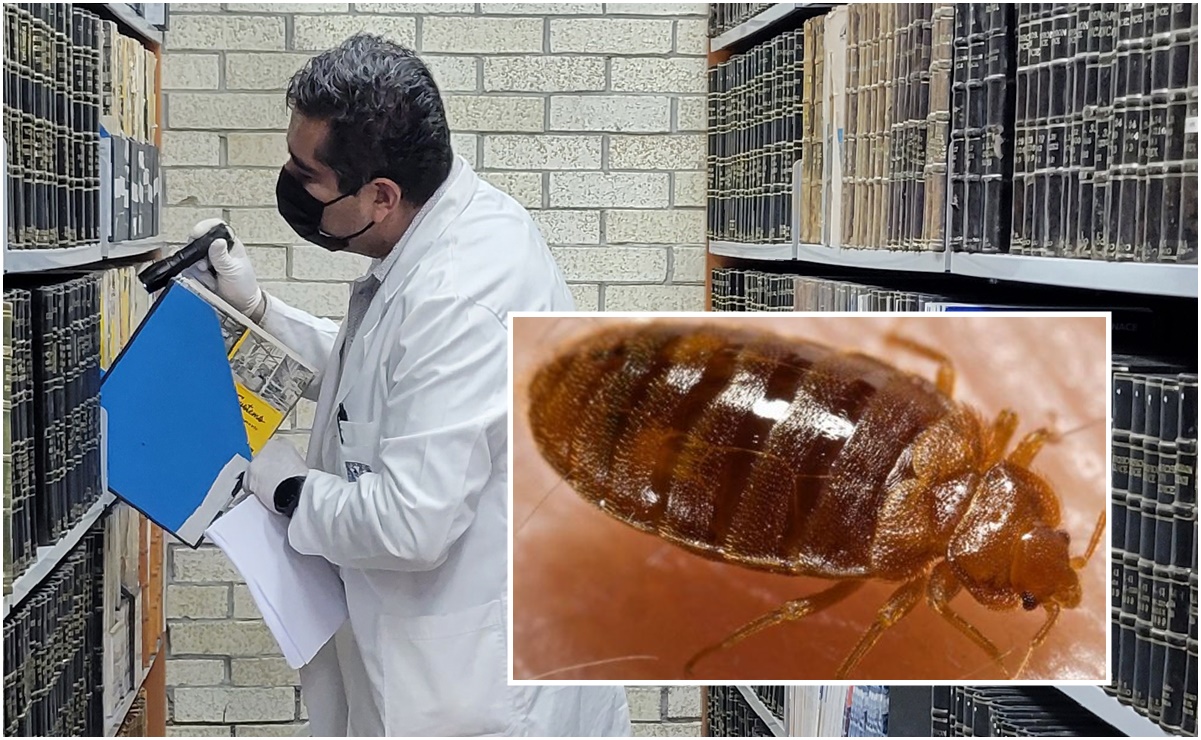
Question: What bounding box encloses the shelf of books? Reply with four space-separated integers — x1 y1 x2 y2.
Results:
3 3 169 737
705 3 1198 738
3 2 165 276
706 3 1199 299
705 685 1175 737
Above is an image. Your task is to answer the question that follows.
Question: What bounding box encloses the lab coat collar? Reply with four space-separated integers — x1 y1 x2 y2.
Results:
367 155 477 300
329 156 477 410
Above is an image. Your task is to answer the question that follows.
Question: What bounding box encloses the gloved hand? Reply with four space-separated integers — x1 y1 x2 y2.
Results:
182 217 266 321
245 438 309 515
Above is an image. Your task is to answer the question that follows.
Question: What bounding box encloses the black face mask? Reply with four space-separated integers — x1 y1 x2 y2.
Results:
275 167 375 252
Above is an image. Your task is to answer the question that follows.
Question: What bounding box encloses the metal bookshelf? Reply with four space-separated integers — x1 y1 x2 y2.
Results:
2 3 171 736
100 3 163 46
704 3 1198 738
795 242 951 273
104 237 167 261
1054 687 1170 738
709 240 796 261
710 237 1200 298
950 252 1198 299
711 3 838 51
4 239 167 274
3 242 107 273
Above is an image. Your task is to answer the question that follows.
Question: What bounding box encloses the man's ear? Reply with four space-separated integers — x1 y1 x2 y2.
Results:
371 178 403 210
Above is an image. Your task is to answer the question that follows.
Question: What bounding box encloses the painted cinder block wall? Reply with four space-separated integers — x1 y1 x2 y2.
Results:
161 3 707 736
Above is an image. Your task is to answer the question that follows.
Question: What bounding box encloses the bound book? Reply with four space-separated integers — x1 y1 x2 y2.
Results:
101 276 316 547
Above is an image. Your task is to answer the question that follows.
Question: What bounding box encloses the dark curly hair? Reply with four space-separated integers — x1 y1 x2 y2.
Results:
286 33 453 206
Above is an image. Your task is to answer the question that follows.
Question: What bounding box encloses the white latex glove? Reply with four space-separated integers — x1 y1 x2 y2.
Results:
182 217 266 321
245 438 309 515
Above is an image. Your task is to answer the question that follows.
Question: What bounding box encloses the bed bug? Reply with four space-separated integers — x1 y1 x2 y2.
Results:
526 320 1105 679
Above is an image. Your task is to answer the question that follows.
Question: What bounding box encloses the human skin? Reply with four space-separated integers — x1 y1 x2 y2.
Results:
512 314 1109 682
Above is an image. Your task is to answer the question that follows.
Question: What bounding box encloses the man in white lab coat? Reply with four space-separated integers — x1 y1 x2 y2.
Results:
187 34 630 737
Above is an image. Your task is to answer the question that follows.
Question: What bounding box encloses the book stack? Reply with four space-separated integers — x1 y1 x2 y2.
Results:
932 686 1129 736
101 503 142 729
841 3 954 253
98 258 150 723
2 264 157 730
779 686 867 737
706 686 777 737
18 274 104 550
710 266 948 312
115 688 147 737
98 262 153 371
793 275 946 311
949 4 1016 254
709 268 794 311
707 29 803 246
708 3 774 37
753 686 786 720
799 15 826 245
2 527 105 737
3 3 102 251
845 686 890 737
3 289 37 593
100 15 161 243
1012 4 1198 264
3 299 12 596
1110 357 1198 736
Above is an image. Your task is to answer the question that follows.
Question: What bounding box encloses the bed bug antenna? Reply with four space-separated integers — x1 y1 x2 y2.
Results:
515 474 576 539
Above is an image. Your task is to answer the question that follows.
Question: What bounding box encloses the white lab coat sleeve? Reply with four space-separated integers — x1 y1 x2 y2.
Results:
259 291 341 402
285 294 507 572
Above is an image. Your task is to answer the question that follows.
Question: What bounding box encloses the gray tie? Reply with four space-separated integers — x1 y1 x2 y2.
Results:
340 275 381 365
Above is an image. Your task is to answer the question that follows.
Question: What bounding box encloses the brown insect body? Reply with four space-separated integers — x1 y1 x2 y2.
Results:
528 322 1101 678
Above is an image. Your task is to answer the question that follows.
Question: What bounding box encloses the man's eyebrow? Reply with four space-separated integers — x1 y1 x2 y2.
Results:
288 147 318 175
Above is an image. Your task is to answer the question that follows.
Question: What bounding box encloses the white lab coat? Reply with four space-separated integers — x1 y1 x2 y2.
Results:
258 157 631 737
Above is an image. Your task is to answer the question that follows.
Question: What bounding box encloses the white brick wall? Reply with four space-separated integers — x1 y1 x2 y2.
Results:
162 2 707 736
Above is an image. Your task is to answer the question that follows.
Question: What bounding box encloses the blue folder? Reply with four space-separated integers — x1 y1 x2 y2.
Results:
101 280 251 546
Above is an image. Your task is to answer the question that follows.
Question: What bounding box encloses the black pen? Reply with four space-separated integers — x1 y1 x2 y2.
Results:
231 471 245 498
337 403 348 443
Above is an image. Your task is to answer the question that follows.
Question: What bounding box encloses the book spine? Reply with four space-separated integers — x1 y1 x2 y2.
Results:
5 6 19 249
1111 369 1133 696
3 294 13 597
1184 636 1198 735
89 10 101 244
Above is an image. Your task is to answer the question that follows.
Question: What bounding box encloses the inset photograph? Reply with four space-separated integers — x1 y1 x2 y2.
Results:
511 313 1109 682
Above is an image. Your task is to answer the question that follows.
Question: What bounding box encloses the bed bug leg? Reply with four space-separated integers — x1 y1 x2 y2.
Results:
683 580 864 678
1014 603 1063 679
927 562 1013 679
882 333 956 395
835 576 926 679
982 409 1020 467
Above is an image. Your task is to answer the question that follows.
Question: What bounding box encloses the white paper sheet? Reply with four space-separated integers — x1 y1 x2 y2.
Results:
205 497 348 669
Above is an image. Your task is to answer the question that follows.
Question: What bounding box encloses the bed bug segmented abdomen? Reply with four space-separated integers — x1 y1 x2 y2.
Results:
528 322 957 577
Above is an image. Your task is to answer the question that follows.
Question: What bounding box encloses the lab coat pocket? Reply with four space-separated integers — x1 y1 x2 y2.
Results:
336 420 377 482
380 600 510 737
